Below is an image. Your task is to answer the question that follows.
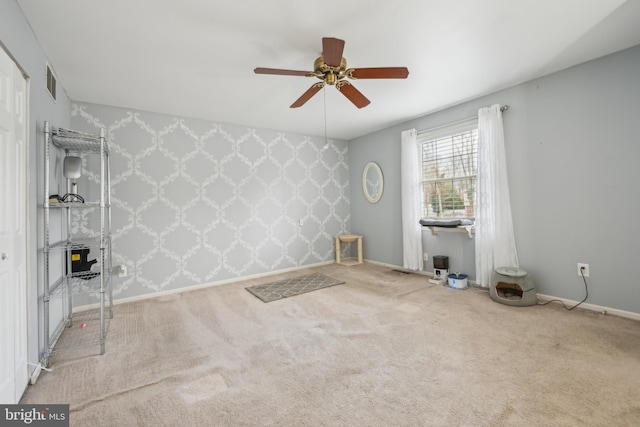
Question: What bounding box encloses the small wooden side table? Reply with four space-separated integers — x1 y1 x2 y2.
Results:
335 234 363 266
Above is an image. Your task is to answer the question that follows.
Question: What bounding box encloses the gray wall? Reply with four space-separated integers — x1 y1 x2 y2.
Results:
70 102 350 302
349 45 640 314
1 0 71 372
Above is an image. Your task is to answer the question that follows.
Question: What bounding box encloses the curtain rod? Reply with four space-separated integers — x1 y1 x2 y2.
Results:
417 104 510 135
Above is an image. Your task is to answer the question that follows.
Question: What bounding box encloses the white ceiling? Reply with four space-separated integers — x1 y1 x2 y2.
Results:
17 0 640 140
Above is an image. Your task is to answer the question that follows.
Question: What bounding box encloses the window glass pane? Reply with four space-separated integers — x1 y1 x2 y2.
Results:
419 123 477 219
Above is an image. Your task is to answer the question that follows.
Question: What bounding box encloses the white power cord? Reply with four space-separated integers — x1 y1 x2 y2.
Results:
28 362 53 372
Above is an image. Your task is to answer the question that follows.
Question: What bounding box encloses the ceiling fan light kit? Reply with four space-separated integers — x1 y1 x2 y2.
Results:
255 37 409 109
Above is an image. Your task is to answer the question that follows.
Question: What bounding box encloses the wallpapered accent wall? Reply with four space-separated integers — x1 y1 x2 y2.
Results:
69 102 350 301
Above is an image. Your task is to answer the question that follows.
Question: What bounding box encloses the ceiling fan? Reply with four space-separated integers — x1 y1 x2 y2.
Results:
254 37 409 109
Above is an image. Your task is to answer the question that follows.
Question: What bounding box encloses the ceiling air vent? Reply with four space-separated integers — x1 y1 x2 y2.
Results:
46 63 56 101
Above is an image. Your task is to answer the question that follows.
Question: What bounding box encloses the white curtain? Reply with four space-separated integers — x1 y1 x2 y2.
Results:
401 129 424 271
475 105 518 287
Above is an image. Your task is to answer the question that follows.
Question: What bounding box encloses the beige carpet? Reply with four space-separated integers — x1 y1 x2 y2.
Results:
21 263 640 426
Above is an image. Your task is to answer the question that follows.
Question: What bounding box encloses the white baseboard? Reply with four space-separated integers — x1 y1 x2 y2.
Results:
74 261 335 312
364 261 640 319
537 293 640 321
364 259 482 286
29 364 42 384
73 260 640 321
28 360 53 385
364 259 431 276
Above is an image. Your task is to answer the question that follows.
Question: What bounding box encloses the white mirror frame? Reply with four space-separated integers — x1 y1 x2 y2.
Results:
362 162 384 203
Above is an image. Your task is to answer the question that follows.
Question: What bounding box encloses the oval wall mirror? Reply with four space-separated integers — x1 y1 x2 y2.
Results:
362 162 384 203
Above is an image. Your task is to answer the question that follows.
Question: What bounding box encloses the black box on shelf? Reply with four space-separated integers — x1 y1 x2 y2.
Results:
66 245 99 279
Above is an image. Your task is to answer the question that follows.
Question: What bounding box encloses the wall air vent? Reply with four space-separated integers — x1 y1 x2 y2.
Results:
46 63 56 101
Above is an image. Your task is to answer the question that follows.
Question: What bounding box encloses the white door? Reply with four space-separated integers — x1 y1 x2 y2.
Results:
0 46 28 404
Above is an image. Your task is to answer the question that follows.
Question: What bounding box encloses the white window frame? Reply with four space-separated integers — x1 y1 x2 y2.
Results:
418 118 478 219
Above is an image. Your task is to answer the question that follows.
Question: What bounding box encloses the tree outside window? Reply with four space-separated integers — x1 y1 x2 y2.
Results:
419 124 477 219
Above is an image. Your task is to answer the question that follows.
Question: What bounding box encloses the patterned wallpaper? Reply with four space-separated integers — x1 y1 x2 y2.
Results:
69 102 350 301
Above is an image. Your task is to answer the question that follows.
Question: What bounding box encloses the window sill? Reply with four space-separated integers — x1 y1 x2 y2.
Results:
423 225 475 239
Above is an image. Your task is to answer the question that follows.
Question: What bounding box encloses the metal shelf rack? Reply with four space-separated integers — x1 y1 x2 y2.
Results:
43 121 113 366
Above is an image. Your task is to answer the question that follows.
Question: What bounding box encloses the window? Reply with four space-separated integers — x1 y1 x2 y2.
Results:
418 119 478 219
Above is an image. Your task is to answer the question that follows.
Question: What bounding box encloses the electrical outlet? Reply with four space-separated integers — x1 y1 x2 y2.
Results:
423 253 429 262
577 263 589 278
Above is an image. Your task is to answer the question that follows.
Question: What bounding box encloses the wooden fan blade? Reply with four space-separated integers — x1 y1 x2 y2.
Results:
322 37 345 68
348 67 409 79
290 83 324 108
254 67 311 76
336 81 370 108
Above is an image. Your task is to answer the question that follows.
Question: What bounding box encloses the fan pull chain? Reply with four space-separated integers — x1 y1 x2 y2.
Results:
323 86 330 150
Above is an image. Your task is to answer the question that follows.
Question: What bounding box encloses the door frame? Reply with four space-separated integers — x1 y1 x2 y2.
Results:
0 40 31 402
